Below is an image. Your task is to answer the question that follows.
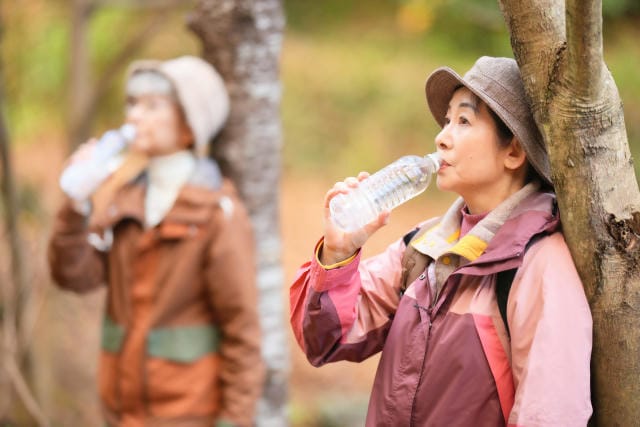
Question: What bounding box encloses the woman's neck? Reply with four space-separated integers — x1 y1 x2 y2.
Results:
463 174 527 214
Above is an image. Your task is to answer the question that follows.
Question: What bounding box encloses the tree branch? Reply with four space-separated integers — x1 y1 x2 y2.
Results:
566 0 604 100
94 0 190 9
74 8 174 147
498 0 566 120
4 357 50 427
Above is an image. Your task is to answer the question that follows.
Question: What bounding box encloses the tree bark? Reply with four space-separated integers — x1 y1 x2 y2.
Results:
68 0 93 149
188 1 288 425
0 37 48 426
499 0 640 424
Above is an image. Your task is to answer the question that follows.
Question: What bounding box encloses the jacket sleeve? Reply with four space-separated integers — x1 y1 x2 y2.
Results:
204 193 264 427
47 198 107 292
289 235 407 366
507 232 593 427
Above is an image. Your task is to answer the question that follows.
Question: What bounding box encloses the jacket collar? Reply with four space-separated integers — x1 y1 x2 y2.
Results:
89 157 227 232
411 182 559 272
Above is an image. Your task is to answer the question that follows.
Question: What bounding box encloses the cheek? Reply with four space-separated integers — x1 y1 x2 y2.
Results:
150 114 182 143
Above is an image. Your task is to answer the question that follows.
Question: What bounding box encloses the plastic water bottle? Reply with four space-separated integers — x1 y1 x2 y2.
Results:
329 152 441 232
60 124 137 201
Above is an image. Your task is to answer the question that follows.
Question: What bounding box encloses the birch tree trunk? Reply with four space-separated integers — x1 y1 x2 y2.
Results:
188 1 288 425
499 0 640 424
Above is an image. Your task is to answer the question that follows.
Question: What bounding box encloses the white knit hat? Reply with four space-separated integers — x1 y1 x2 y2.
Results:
126 55 230 157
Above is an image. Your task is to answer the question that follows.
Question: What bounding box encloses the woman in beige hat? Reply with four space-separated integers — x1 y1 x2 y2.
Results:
290 56 592 426
49 56 264 427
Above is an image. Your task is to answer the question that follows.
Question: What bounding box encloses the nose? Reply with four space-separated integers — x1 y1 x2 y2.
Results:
435 125 452 151
125 101 144 124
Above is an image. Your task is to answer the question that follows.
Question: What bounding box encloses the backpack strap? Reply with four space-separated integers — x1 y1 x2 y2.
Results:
495 268 517 339
399 226 429 296
493 232 549 339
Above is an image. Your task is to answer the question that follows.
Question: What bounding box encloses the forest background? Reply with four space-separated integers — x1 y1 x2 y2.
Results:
1 0 640 426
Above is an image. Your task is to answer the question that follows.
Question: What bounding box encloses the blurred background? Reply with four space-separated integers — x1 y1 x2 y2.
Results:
1 0 639 426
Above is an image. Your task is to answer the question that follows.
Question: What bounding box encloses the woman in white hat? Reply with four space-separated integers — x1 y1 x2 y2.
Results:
290 56 592 426
49 56 264 427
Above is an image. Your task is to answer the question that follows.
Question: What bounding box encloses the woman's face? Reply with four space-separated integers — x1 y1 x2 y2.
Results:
125 93 193 157
434 87 521 212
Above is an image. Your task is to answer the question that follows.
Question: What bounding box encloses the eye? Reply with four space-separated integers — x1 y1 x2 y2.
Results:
124 98 137 114
143 98 158 110
444 116 451 125
459 116 470 125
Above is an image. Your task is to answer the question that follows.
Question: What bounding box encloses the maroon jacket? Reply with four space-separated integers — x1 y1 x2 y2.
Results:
291 185 592 426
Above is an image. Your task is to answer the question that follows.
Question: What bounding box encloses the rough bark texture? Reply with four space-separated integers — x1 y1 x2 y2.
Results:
500 0 640 424
188 1 288 425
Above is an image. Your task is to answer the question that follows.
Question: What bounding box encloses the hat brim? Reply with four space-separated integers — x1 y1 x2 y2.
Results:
425 67 467 129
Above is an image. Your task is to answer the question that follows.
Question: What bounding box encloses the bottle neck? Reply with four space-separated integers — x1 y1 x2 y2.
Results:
425 152 441 170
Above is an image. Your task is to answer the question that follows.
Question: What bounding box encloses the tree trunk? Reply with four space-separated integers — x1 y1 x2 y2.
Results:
188 1 288 425
68 0 93 149
0 35 49 426
499 0 640 424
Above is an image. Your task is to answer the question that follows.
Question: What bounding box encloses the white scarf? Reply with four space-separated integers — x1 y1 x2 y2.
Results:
145 150 196 228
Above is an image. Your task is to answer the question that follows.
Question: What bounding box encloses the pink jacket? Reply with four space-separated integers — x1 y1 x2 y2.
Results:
290 184 592 426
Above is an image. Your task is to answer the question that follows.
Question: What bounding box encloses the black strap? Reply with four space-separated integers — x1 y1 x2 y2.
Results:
402 227 420 246
496 268 517 338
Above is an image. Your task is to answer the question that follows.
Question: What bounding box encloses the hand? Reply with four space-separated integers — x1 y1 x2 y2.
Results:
65 137 99 167
320 171 390 265
59 137 107 201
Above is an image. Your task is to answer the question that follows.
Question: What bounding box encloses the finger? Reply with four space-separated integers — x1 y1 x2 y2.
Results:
323 181 349 209
357 171 370 181
69 138 98 163
362 210 390 235
344 176 359 188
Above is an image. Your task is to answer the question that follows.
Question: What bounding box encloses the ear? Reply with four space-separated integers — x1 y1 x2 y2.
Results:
503 137 527 171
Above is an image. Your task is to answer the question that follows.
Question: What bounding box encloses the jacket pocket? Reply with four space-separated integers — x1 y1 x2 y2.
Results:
146 324 221 416
146 352 221 416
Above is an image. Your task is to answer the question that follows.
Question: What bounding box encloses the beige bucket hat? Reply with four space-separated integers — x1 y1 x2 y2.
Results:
127 55 230 157
425 56 552 186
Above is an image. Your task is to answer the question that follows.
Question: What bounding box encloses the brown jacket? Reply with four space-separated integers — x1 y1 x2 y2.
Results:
48 159 264 427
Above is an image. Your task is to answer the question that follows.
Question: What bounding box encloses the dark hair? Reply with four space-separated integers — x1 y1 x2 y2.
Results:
487 108 513 147
462 90 513 146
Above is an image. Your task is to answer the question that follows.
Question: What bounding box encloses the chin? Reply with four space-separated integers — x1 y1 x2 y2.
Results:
435 178 451 193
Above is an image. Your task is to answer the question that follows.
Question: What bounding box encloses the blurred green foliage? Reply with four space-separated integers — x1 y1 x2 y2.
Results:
1 1 197 143
1 0 639 179
283 0 640 179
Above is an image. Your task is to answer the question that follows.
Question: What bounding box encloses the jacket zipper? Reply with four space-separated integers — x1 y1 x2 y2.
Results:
409 272 436 426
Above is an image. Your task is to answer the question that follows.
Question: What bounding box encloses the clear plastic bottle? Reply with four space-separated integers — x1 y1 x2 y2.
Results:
329 152 441 232
59 124 137 201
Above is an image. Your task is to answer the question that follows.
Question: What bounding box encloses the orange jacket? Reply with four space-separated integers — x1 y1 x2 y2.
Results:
49 160 263 427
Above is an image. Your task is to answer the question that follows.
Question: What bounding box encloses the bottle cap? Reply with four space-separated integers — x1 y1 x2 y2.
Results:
119 124 137 142
427 152 441 168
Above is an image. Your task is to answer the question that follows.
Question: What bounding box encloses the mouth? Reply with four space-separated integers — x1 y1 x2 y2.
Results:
439 159 451 170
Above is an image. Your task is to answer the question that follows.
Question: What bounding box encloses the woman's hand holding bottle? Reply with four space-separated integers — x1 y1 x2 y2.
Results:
59 124 136 202
320 171 390 266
